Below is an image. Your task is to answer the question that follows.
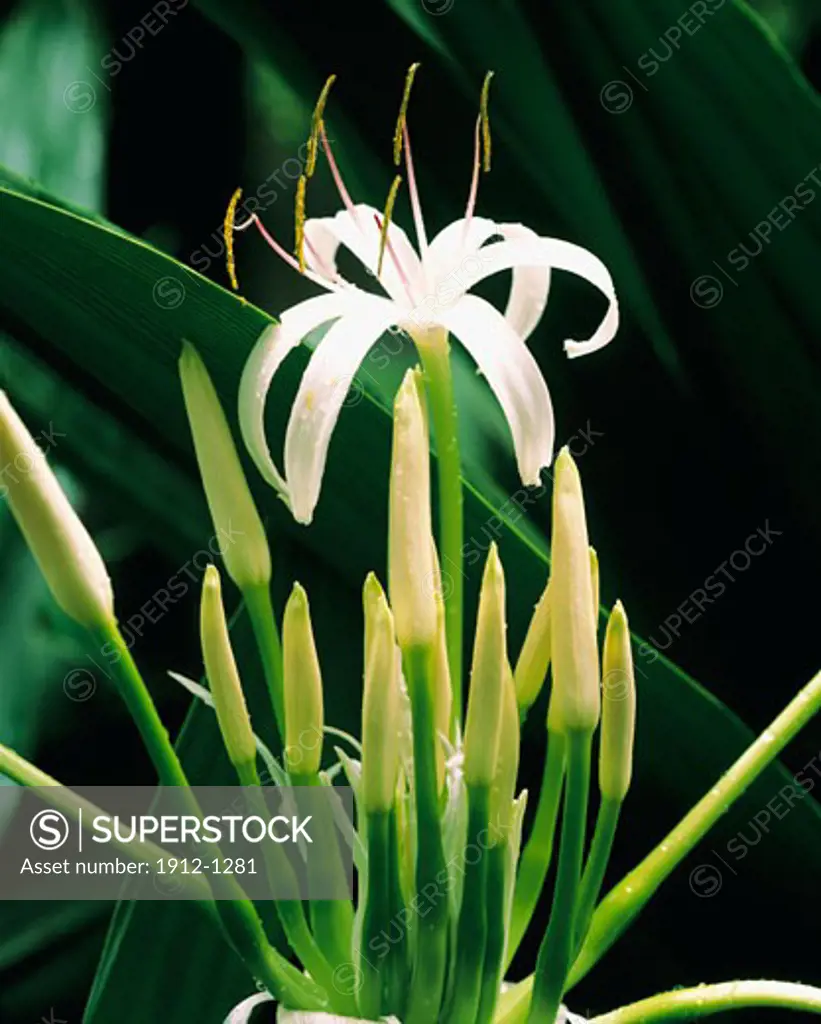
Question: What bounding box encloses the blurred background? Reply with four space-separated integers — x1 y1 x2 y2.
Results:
2 0 821 1021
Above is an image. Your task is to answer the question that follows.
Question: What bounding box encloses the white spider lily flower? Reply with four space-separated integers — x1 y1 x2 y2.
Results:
237 84 618 526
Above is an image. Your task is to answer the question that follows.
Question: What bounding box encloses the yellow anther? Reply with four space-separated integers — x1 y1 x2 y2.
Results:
224 188 243 291
393 62 421 166
306 74 337 177
377 175 402 276
295 174 307 273
480 71 494 172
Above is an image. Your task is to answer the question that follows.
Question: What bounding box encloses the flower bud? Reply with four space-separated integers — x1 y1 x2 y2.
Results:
179 341 271 590
0 391 113 629
600 601 636 802
200 565 256 768
362 579 401 813
547 448 600 733
388 368 436 649
590 546 600 626
282 583 324 775
464 543 508 787
514 579 551 713
432 586 453 792
489 665 520 841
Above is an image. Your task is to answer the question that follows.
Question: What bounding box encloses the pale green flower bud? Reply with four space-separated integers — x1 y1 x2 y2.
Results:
282 583 324 776
547 448 600 734
600 601 636 801
388 368 436 649
0 390 113 629
517 547 599 714
179 341 271 590
464 543 508 787
514 578 551 713
200 565 256 768
489 664 520 842
362 578 401 813
432 586 453 792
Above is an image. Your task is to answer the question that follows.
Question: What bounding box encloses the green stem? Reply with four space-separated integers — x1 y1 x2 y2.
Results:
236 763 352 1015
590 980 821 1022
574 796 621 950
497 667 821 1021
445 785 491 1024
527 730 592 1024
385 805 410 1016
507 730 566 965
243 581 285 742
416 331 464 726
291 770 355 972
475 841 509 1024
0 741 325 1011
403 643 450 1024
359 809 392 1020
96 622 189 787
571 667 821 989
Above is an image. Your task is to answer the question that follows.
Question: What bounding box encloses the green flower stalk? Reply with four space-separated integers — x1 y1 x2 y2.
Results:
0 389 114 629
477 664 521 1023
179 341 285 741
529 448 599 1024
388 368 450 1024
359 577 407 1018
575 600 636 948
448 543 509 1023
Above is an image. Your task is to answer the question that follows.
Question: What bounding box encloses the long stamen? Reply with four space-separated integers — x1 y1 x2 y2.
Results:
377 175 403 277
224 188 243 291
243 214 340 293
319 123 359 225
374 210 413 305
464 71 495 228
403 121 428 257
393 62 421 165
306 74 337 178
295 174 307 272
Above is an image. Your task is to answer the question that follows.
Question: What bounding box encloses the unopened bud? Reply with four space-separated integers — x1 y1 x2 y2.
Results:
388 368 436 648
514 579 551 712
200 565 256 767
0 391 113 629
282 583 324 775
489 665 520 840
547 448 600 733
600 601 636 801
464 544 508 786
179 341 271 589
362 580 401 813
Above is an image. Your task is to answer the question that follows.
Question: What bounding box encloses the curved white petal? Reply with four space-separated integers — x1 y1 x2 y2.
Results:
496 223 552 342
440 294 554 485
238 293 354 506
444 236 618 358
224 991 274 1023
284 297 398 524
277 1012 401 1023
424 215 497 294
304 204 422 306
